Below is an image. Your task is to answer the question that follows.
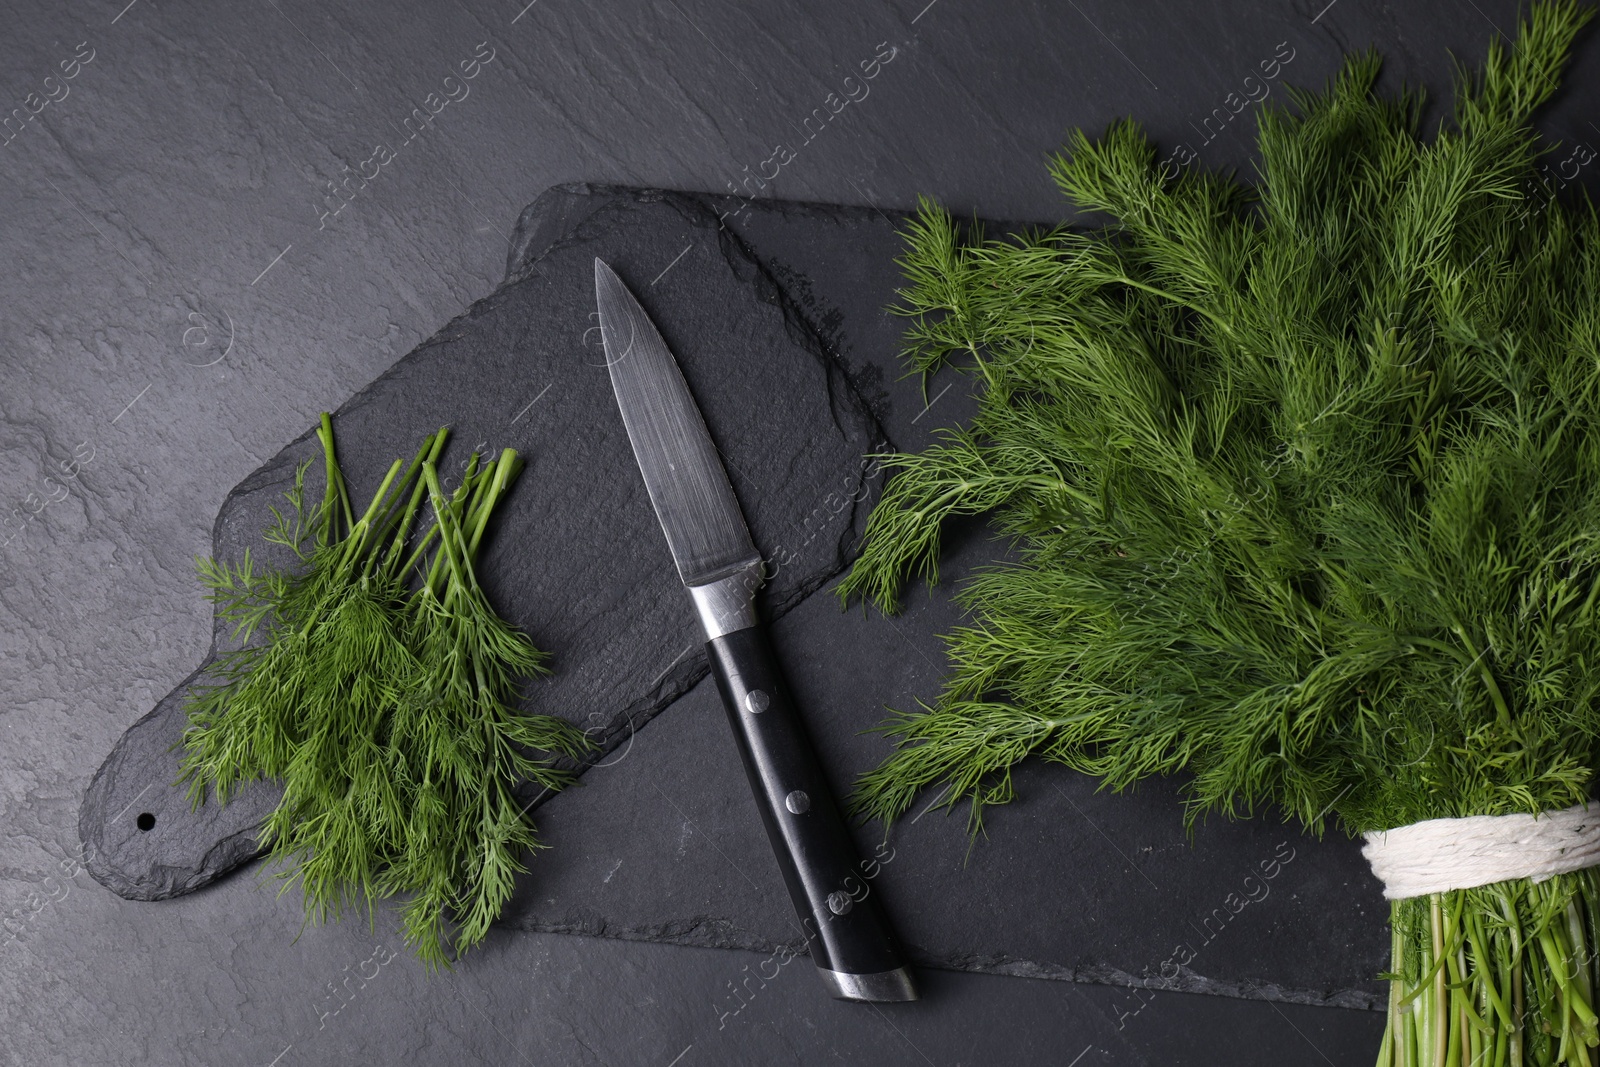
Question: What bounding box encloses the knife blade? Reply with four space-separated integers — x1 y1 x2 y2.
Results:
594 257 916 1003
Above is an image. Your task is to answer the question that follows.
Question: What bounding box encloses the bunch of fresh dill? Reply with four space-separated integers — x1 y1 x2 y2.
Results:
841 3 1600 1062
179 414 588 968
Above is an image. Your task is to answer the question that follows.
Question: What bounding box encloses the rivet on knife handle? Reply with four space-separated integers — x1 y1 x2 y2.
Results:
594 258 916 1002
705 611 916 998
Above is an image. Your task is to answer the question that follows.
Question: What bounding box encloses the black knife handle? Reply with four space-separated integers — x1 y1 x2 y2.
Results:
706 625 916 1001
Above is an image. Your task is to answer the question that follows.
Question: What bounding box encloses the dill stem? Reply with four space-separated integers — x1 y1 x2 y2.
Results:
383 428 451 578
467 450 520 559
1109 273 1240 339
1394 631 1515 730
421 463 475 600
1510 890 1525 1067
290 456 406 641
399 463 484 584
1434 894 1449 1067
445 453 518 592
357 458 408 533
363 431 445 575
317 413 355 534
422 457 482 598
1576 565 1600 624
328 457 405 579
1450 624 1515 730
1473 905 1512 1027
1386 916 1402 1067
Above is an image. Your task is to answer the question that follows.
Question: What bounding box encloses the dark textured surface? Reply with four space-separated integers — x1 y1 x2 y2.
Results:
7 1 1598 1063
79 185 880 901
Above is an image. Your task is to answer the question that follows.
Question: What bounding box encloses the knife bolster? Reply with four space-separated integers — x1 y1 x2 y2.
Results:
687 560 764 639
815 965 919 1003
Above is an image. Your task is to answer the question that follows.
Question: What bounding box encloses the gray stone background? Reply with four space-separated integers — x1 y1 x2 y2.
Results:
4 1 1597 1064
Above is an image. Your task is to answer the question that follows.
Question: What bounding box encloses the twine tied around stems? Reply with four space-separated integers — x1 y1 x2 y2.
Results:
1362 801 1600 900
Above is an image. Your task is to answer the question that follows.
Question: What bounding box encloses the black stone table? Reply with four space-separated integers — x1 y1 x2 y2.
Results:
5 1 1598 1064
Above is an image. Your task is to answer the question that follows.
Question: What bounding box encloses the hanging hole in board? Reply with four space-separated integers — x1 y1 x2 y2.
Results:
136 812 156 832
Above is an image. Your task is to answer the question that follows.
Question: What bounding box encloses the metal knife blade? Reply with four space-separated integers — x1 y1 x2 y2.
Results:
594 258 761 589
594 257 917 1003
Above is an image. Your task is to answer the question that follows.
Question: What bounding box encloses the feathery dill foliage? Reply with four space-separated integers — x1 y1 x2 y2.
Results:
843 4 1600 1062
179 414 589 969
845 4 1600 838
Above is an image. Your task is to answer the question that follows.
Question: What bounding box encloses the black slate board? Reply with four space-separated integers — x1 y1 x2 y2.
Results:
78 186 882 901
79 183 1389 1011
499 186 1389 1010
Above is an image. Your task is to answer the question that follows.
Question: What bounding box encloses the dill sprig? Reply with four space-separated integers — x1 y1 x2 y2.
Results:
841 3 1600 1061
179 415 589 969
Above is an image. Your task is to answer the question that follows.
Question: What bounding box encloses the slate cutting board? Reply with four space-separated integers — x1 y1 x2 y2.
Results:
78 186 883 900
79 184 1390 1010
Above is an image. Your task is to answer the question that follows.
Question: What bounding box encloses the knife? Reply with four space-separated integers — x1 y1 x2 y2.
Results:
594 258 916 1003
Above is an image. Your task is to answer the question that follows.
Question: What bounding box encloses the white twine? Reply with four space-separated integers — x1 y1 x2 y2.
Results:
1362 802 1600 900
